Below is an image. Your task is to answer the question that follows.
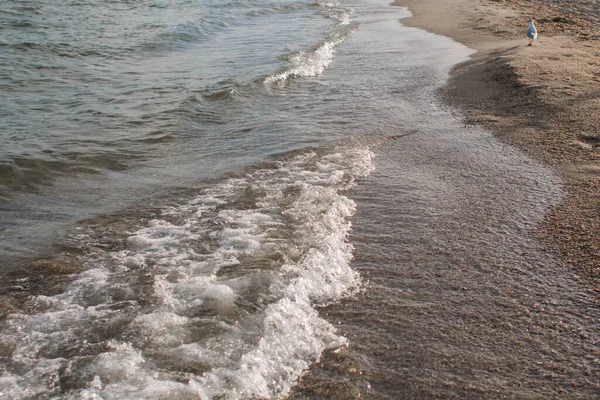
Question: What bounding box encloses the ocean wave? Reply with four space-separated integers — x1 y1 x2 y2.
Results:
0 146 374 399
264 2 358 84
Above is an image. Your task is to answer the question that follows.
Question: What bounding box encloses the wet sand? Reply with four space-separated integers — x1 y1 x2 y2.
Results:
395 0 600 288
288 1 600 398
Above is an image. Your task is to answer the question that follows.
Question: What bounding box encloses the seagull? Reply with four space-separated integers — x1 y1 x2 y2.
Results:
527 19 537 46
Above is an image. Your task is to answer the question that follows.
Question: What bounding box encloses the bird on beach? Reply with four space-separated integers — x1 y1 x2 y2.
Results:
527 18 537 46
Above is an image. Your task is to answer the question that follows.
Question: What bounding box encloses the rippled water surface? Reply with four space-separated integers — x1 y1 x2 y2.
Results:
1 0 599 398
0 0 355 262
291 107 600 400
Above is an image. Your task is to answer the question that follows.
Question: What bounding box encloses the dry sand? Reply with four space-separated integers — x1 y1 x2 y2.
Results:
394 0 600 289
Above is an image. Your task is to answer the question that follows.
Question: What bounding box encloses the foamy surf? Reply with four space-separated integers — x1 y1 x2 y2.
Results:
0 147 374 399
264 1 357 84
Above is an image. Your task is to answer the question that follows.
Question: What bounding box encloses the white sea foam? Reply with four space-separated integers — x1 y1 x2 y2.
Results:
264 1 357 84
264 42 336 83
0 147 374 399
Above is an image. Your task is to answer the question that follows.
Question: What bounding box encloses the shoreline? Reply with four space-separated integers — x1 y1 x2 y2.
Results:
287 3 600 398
394 0 600 289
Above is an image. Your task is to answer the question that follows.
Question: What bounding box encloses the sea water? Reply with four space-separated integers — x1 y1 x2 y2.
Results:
0 0 419 397
2 0 600 398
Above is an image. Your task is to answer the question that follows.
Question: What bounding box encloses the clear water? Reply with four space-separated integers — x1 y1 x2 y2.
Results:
0 0 357 262
1 0 599 398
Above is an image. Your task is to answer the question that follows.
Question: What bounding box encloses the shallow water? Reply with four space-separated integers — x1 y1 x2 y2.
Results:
2 0 599 398
0 0 355 264
291 110 600 399
288 16 600 397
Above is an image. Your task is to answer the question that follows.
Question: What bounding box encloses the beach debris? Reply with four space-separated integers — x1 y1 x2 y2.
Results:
527 19 538 46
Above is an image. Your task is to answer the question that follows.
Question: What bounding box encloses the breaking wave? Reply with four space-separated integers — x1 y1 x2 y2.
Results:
0 146 374 399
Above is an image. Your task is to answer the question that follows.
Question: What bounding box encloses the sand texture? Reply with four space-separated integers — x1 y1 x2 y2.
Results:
394 0 600 288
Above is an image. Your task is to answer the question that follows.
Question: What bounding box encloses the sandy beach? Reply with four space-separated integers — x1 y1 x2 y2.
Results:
1 1 598 398
394 0 600 288
287 2 600 398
